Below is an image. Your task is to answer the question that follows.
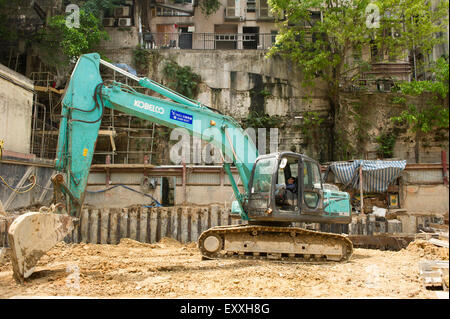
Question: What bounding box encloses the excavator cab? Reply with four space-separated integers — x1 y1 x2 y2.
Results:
244 152 351 225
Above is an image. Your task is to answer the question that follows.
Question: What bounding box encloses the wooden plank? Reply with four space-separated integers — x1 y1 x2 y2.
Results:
429 238 449 248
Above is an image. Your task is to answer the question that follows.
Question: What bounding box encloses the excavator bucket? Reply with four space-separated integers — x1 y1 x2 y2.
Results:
8 212 74 283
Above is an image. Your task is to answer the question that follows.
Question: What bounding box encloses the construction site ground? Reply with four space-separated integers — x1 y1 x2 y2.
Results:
0 238 448 299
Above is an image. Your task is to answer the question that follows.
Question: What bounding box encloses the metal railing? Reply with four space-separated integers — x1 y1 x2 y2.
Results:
145 33 277 50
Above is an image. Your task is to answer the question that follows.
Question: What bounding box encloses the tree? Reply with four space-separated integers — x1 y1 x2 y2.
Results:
36 10 109 86
197 0 221 17
267 0 449 160
391 57 449 162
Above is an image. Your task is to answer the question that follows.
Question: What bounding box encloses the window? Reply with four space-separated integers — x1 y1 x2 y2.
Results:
251 157 277 194
156 6 190 16
302 160 322 209
226 0 237 17
247 0 256 13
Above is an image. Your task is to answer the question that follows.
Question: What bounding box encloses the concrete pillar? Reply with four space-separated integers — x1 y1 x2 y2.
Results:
171 207 180 241
72 225 79 244
150 208 157 243
368 215 375 235
90 210 99 244
160 208 168 239
377 220 387 233
397 214 416 234
120 208 129 239
220 207 228 226
110 209 119 244
191 209 199 242
100 209 109 244
80 209 90 243
0 219 6 247
129 208 138 240
140 208 148 243
210 205 219 228
200 208 209 234
180 207 189 243
388 219 402 234
362 216 367 235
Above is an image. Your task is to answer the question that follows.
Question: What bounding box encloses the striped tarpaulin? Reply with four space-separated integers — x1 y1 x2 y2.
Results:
330 160 407 193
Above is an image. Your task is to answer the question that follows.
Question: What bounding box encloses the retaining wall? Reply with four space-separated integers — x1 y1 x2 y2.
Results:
0 205 244 247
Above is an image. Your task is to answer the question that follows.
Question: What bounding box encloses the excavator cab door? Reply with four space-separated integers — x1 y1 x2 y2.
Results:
300 159 324 213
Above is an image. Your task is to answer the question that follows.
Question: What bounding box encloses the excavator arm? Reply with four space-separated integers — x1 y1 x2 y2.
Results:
8 53 259 282
54 53 258 220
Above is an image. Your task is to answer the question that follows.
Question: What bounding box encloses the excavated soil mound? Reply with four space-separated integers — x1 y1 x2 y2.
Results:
406 240 449 260
157 237 184 247
0 240 445 298
118 238 160 249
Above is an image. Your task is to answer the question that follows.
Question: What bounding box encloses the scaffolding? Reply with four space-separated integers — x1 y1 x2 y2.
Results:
30 67 158 165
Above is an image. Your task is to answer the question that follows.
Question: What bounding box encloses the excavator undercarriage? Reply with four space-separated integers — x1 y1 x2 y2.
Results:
199 225 353 263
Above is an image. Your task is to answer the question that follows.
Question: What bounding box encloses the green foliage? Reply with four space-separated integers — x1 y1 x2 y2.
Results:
391 57 449 134
133 46 150 73
36 10 109 68
299 111 326 146
268 0 375 89
162 61 201 99
374 0 449 63
197 0 221 17
243 112 282 129
65 0 123 18
376 132 397 158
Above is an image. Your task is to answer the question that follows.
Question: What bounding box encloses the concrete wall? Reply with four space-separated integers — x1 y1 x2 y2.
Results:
85 166 244 207
0 63 34 154
0 159 55 211
403 185 449 215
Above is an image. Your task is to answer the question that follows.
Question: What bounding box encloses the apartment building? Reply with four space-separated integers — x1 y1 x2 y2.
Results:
102 0 279 50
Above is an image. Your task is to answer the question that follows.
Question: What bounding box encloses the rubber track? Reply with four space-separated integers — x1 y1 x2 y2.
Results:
198 225 353 263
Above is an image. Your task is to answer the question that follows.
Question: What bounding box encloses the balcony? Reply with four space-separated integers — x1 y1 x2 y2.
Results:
145 33 277 50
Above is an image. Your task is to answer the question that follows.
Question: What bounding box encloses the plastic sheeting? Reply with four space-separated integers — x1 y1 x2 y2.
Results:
330 160 407 193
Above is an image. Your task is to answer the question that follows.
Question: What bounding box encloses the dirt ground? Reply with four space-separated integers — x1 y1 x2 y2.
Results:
0 238 448 299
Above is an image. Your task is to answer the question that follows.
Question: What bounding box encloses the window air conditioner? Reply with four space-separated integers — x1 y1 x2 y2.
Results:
115 6 131 17
118 18 132 26
103 18 115 27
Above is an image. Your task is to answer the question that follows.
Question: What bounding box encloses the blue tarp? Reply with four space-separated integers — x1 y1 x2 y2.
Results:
330 160 407 193
113 63 138 76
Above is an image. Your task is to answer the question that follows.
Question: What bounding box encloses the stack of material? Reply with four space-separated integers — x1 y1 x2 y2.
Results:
412 226 449 291
419 260 449 291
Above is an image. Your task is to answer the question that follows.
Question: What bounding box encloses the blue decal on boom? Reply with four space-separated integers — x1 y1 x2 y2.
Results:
170 110 193 124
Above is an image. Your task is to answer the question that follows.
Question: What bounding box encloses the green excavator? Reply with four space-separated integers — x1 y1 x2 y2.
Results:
8 53 353 282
